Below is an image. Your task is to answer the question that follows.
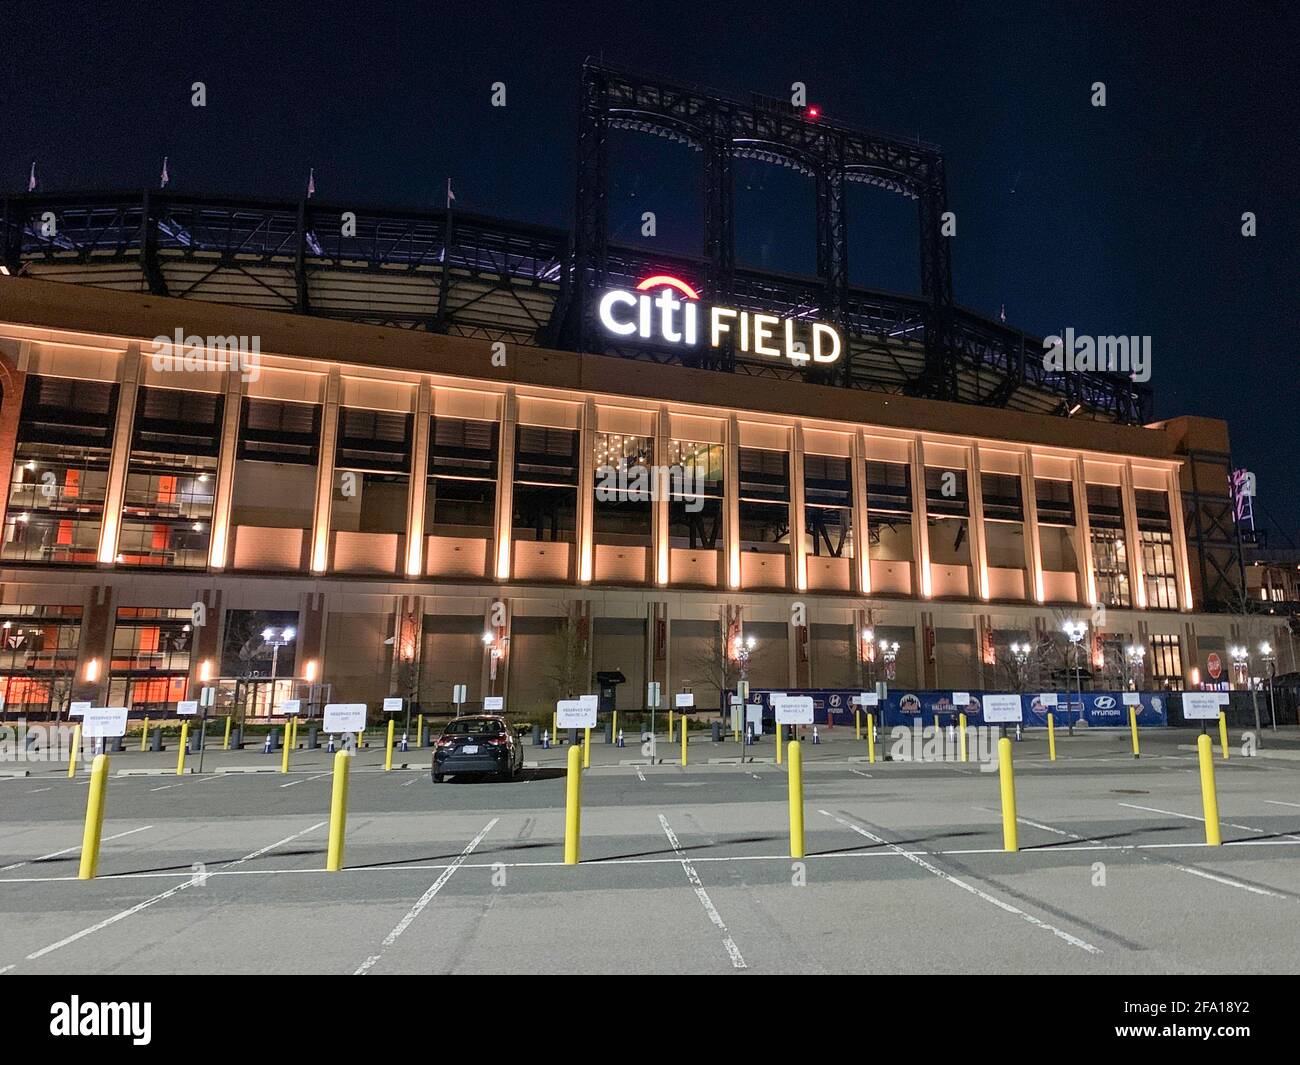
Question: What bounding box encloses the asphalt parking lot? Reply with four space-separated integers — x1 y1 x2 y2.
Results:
2 726 1299 974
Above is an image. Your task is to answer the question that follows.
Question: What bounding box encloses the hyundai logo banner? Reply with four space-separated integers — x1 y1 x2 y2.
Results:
732 689 1168 729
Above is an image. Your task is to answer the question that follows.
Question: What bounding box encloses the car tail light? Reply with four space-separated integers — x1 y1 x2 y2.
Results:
486 735 508 746
436 736 456 748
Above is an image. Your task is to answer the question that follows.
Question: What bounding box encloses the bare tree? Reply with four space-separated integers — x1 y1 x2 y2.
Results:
544 617 589 703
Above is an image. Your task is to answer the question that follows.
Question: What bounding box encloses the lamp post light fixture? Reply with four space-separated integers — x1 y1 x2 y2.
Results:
1260 641 1277 732
878 639 900 681
1062 620 1088 736
732 633 757 681
262 626 295 713
1124 643 1146 691
1230 644 1262 745
1008 641 1031 693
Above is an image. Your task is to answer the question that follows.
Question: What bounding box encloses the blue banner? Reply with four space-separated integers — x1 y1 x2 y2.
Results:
735 688 1168 729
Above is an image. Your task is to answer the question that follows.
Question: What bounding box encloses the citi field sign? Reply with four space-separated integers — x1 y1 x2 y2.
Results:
596 275 843 365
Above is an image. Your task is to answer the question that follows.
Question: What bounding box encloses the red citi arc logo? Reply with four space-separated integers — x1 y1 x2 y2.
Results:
597 275 843 364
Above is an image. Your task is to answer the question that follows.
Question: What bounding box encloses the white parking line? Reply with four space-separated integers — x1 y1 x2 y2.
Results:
819 809 1101 955
658 814 746 970
1173 865 1284 898
16 820 326 966
280 773 330 789
850 769 873 779
0 825 154 873
1118 801 1299 839
353 818 498 976
1266 800 1300 809
636 768 646 782
149 784 183 792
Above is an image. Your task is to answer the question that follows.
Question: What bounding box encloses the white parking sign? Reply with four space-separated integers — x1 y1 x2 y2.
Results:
83 707 129 738
773 695 813 725
323 703 367 733
982 693 1023 723
557 699 596 730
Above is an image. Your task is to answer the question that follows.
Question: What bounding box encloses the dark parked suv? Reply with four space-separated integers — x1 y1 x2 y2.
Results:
432 715 523 782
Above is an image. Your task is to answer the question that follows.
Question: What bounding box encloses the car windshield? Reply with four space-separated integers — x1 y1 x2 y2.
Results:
443 719 505 737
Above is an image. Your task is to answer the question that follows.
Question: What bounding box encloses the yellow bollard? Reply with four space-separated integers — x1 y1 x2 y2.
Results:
776 721 784 765
356 730 363 750
281 721 293 774
176 721 189 775
140 717 150 752
1129 705 1140 759
77 753 111 879
680 717 687 766
416 713 424 748
1047 712 1056 762
67 722 82 778
325 749 352 871
583 726 591 769
959 712 968 763
1218 711 1229 760
223 715 232 750
855 709 861 741
1197 733 1222 846
564 743 583 865
290 716 298 750
612 711 618 747
668 709 674 743
867 713 875 764
788 739 805 858
384 718 395 771
998 736 1018 853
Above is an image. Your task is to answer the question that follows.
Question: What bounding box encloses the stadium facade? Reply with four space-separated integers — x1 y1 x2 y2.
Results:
0 66 1283 721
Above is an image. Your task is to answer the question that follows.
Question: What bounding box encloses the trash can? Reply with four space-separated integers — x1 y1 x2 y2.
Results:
532 723 541 745
307 726 319 750
711 721 721 743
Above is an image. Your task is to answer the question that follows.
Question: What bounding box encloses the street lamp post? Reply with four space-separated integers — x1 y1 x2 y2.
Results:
1230 645 1261 747
1125 643 1146 692
1260 641 1277 732
1009 642 1030 693
732 633 756 741
878 639 899 681
1062 620 1087 736
262 626 296 719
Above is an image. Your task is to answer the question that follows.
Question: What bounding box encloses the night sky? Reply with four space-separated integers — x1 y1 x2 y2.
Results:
3 2 1296 538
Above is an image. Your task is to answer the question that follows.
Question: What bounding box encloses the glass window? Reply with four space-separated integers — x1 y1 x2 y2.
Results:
427 416 498 536
231 398 321 531
866 461 912 562
667 440 722 549
3 375 117 564
1087 484 1130 607
739 447 789 553
804 454 852 558
513 426 578 542
331 407 412 537
593 432 653 545
1136 488 1177 609
0 606 83 716
108 607 195 713
1149 634 1183 690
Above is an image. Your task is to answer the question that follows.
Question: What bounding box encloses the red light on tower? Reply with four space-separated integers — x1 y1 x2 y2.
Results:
806 106 820 120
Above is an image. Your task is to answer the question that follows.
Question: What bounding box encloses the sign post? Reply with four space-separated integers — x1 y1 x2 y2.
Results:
452 684 467 717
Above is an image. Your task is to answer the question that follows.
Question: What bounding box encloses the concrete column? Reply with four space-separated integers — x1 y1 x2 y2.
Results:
185 588 223 697
1121 461 1146 609
724 413 740 590
403 378 433 578
1019 448 1044 603
577 398 596 584
910 436 931 598
967 443 989 601
207 370 244 570
73 584 115 706
851 430 871 595
309 368 342 574
652 406 670 586
0 342 29 538
1166 466 1194 611
493 389 517 581
917 612 934 688
96 344 143 565
1072 457 1097 606
298 591 327 693
789 423 807 592
388 595 423 700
